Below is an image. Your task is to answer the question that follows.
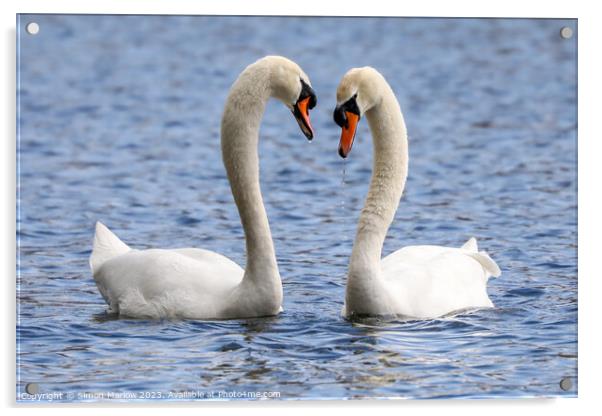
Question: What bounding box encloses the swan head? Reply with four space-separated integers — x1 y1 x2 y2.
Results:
333 67 384 158
263 56 317 140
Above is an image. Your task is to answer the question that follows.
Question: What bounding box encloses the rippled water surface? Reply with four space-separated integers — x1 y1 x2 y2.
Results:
17 15 577 400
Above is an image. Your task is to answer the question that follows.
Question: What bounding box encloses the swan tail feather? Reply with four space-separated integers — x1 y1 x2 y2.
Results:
467 250 502 278
461 237 501 278
461 237 478 252
90 221 131 274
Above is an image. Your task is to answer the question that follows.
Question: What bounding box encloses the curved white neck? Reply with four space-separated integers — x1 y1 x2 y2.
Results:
220 64 280 286
347 84 408 299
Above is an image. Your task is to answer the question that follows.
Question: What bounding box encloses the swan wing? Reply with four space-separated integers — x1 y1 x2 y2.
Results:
382 238 501 278
381 244 451 269
93 248 244 318
379 239 501 318
171 248 242 272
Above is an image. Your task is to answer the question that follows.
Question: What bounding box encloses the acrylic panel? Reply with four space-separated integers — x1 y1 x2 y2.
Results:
16 15 577 402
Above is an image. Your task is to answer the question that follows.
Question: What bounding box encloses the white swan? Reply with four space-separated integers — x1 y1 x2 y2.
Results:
333 67 501 319
90 56 317 319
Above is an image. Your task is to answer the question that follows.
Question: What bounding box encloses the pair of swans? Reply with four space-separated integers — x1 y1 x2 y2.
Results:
90 56 500 320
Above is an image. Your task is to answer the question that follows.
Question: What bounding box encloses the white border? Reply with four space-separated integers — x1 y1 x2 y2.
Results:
2 1 600 415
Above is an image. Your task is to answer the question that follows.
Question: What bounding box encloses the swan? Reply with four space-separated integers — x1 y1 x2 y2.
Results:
333 67 501 320
90 56 317 319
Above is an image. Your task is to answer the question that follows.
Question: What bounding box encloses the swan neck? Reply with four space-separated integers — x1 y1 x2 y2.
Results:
220 65 279 283
349 86 408 278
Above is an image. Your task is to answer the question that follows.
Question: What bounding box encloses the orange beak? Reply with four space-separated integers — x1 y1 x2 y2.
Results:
338 111 359 158
293 96 314 140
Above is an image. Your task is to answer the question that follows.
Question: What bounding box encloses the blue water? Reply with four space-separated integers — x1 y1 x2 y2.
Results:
16 15 577 401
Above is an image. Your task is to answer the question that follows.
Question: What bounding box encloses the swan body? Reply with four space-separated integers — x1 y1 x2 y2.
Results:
90 56 316 319
334 67 501 319
91 222 247 318
341 238 501 319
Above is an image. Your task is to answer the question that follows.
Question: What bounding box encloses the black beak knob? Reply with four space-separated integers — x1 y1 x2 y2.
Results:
333 104 348 128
